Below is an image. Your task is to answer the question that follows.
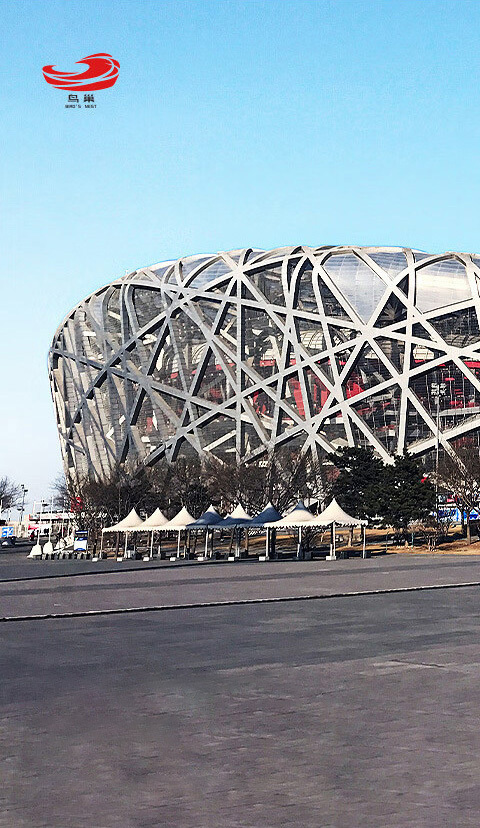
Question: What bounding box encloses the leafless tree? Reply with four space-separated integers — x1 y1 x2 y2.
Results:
437 445 480 544
55 446 331 542
167 455 210 515
203 448 329 514
54 456 212 541
54 461 170 541
0 477 22 512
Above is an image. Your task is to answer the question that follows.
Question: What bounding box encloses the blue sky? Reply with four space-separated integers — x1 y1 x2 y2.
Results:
2 0 480 512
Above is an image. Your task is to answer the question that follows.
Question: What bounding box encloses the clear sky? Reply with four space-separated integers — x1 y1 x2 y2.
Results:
2 0 480 513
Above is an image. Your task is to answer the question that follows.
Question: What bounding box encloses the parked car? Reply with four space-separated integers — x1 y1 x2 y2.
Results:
1 537 16 547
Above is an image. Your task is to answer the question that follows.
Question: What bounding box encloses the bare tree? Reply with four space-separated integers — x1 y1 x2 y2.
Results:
203 448 328 514
57 460 170 541
57 454 212 540
264 449 328 513
167 456 210 516
56 447 330 542
51 473 70 510
0 477 22 512
437 445 480 544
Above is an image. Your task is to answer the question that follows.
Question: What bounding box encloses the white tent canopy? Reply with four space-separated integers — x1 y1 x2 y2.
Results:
159 506 195 531
311 498 369 561
228 504 252 521
265 501 314 528
102 508 143 533
217 503 253 528
131 508 169 531
310 498 368 527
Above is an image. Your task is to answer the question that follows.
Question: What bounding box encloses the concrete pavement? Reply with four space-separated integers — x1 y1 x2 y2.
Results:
1 554 480 618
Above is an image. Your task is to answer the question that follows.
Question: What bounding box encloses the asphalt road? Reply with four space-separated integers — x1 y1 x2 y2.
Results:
2 559 480 826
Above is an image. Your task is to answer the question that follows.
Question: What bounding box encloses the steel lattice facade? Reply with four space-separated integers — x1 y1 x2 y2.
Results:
49 245 480 482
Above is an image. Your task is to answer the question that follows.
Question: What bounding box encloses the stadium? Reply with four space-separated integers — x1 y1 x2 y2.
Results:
49 245 480 483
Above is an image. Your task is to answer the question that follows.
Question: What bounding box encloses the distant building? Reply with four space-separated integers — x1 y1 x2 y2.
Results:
49 245 480 482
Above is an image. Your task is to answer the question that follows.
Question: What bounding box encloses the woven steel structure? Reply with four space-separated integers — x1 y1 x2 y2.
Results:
49 245 480 482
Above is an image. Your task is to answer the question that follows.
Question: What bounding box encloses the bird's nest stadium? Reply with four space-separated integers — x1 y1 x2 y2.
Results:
49 245 480 482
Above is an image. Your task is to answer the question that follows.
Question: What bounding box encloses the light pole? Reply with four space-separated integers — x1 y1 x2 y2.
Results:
19 485 28 524
431 379 447 528
48 494 54 542
38 500 49 542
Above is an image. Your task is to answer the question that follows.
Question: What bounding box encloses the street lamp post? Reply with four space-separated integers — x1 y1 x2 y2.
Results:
431 379 447 528
38 500 49 542
19 485 28 524
48 494 54 542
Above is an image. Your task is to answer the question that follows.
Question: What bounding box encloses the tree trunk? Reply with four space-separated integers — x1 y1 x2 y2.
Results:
467 513 472 545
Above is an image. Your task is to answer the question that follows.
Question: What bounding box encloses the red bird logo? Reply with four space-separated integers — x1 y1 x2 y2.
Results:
42 53 120 91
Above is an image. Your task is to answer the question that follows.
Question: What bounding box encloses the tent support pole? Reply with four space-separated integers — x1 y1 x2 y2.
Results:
362 525 367 558
265 527 270 559
333 523 336 559
177 531 181 558
100 533 103 557
150 531 154 558
297 525 303 560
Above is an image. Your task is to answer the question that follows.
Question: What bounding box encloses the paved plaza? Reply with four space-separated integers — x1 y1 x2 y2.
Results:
2 554 480 826
1 552 480 617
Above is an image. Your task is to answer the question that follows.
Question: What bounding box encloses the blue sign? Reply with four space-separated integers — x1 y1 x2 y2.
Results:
438 507 480 522
1 527 14 538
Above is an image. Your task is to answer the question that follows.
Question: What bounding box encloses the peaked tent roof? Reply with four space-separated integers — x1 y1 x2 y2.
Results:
229 504 252 521
187 505 223 528
310 498 368 526
158 506 196 531
102 508 144 533
217 503 253 528
250 502 283 526
264 501 314 528
131 508 169 531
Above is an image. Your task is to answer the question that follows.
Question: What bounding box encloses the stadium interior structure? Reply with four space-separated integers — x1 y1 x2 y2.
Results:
49 245 480 483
